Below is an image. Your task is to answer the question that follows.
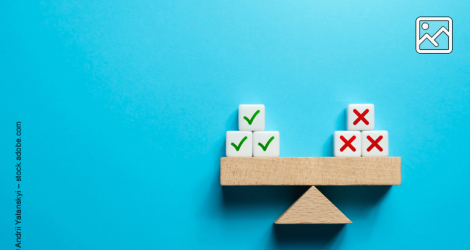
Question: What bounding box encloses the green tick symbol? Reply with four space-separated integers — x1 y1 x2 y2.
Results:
258 136 275 151
231 136 248 151
243 110 260 125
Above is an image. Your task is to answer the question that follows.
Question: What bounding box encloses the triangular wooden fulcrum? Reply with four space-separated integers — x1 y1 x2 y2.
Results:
275 186 352 224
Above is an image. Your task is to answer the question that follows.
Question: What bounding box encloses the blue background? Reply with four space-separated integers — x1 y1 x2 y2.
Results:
1 1 470 249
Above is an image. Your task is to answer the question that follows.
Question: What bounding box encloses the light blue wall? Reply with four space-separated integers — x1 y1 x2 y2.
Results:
1 1 469 249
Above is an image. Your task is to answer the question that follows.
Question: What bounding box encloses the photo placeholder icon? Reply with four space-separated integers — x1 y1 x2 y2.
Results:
416 17 452 54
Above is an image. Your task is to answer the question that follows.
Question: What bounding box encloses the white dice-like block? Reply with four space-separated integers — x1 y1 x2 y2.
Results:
361 131 389 157
253 131 279 157
226 131 253 157
238 104 265 131
347 104 375 131
334 131 361 157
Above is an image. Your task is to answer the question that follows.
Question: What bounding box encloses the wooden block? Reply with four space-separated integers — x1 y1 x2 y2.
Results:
275 186 351 224
220 157 401 186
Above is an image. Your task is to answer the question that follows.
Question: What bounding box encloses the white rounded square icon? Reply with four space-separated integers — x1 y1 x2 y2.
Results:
361 131 389 157
416 17 452 54
226 131 253 157
347 104 375 131
253 131 279 157
238 104 265 131
334 131 361 157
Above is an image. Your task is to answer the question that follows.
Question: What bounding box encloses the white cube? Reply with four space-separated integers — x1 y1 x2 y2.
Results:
334 131 361 157
347 104 375 131
226 131 253 157
238 104 265 131
253 131 279 157
361 131 389 157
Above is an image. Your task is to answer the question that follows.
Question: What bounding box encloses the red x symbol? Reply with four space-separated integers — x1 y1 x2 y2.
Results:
353 109 369 125
340 135 356 152
367 135 383 152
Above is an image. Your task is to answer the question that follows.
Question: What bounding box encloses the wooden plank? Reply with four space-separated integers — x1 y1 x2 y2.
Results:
275 186 351 224
220 157 401 186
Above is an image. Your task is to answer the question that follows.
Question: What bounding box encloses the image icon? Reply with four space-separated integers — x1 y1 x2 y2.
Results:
416 16 452 54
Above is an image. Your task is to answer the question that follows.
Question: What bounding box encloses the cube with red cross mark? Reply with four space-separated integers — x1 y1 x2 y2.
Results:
347 104 375 131
334 131 362 157
361 131 389 157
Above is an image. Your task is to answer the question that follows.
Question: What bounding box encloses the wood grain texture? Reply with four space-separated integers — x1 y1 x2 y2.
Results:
275 186 351 224
220 157 401 186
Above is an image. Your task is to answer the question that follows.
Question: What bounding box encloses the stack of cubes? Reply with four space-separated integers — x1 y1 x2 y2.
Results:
226 105 280 157
334 104 389 157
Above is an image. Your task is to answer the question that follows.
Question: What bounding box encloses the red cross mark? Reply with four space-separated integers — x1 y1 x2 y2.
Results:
353 109 369 125
340 135 356 152
367 135 383 152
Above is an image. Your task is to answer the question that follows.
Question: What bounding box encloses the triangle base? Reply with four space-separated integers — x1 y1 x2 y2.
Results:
275 186 352 224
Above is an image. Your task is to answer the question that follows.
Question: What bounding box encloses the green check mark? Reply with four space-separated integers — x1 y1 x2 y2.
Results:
243 110 260 125
258 136 275 151
231 136 248 151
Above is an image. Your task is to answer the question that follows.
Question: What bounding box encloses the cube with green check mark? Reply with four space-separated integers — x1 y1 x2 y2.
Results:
253 131 279 157
238 104 265 131
226 131 253 157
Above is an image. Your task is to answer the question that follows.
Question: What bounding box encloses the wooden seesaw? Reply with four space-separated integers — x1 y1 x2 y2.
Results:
220 157 401 224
